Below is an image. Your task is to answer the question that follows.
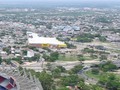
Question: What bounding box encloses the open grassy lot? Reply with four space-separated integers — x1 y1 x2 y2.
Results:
85 70 100 80
58 54 78 61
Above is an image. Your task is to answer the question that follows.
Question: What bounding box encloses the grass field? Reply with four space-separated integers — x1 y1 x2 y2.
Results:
85 70 100 80
58 54 78 61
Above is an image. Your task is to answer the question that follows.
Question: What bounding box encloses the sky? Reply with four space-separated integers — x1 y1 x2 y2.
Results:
0 0 120 8
0 0 119 3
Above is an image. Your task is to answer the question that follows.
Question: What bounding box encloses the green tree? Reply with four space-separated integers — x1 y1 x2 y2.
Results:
91 68 99 74
61 75 82 86
22 50 27 55
52 68 61 78
46 63 53 71
26 69 54 90
12 57 23 64
57 87 69 90
4 59 11 64
90 54 98 59
99 61 117 72
83 48 95 53
43 54 50 61
77 81 91 90
99 55 107 60
49 52 59 62
31 54 40 61
78 55 85 61
3 47 11 54
38 71 54 90
76 33 94 42
51 66 66 78
99 73 120 90
0 56 2 64
99 36 106 42
65 42 76 49
91 85 105 90
57 66 66 72
70 65 83 74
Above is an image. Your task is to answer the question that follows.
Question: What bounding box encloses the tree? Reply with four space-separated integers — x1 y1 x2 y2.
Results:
12 57 23 64
22 50 27 55
91 85 104 90
77 81 92 90
31 54 40 61
83 48 95 53
46 63 53 71
52 68 61 78
57 87 69 90
99 55 107 60
3 47 11 54
61 75 82 86
98 73 120 90
28 70 54 90
37 71 54 90
65 42 76 49
42 54 50 61
99 61 117 72
4 58 11 64
70 65 83 74
57 66 66 72
76 33 94 42
90 54 98 59
46 23 52 29
78 55 85 61
51 66 66 78
99 36 106 42
0 56 2 64
49 52 59 62
91 68 99 74
28 46 39 51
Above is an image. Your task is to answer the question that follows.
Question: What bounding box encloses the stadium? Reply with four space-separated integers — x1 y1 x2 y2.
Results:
0 66 43 90
27 32 67 48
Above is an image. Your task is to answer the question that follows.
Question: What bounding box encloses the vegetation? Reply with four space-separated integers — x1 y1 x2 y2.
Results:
12 57 23 64
77 33 94 42
99 36 106 42
42 52 59 62
90 54 98 59
49 52 59 62
78 55 86 61
0 56 2 64
91 68 99 74
83 48 95 53
25 69 54 90
70 64 83 74
28 46 39 52
99 55 107 60
61 74 83 86
76 33 107 42
65 42 76 49
59 54 78 61
3 47 11 54
99 73 120 90
99 61 117 72
22 50 27 55
31 54 40 61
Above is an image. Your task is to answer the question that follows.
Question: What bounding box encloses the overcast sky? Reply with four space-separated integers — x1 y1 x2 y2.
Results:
0 0 120 8
0 0 119 3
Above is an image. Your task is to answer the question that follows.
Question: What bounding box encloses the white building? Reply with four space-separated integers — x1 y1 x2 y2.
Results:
27 32 67 48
